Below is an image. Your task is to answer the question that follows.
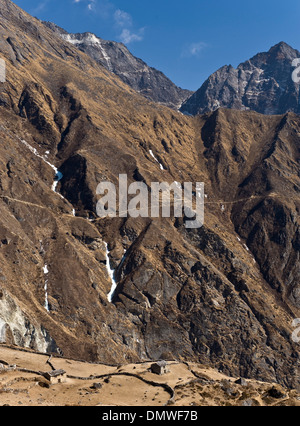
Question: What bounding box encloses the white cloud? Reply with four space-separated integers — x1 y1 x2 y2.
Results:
31 0 49 14
113 8 144 44
87 0 96 11
114 9 132 28
181 42 207 58
73 0 97 12
119 28 144 44
72 1 145 44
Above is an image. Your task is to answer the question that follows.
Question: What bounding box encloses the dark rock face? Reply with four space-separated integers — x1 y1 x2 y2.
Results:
43 22 192 110
180 42 300 115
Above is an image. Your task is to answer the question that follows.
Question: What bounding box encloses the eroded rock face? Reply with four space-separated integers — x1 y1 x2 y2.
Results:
0 288 57 352
0 0 300 390
180 42 300 116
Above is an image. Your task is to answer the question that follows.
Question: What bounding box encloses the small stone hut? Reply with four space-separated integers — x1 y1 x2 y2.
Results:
43 369 67 384
150 361 168 375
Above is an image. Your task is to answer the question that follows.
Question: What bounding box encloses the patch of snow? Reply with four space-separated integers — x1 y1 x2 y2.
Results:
61 34 84 45
20 140 69 204
43 265 50 312
149 149 165 170
212 299 220 308
212 100 220 109
105 242 118 303
255 78 270 84
21 139 56 172
97 41 113 72
20 139 61 193
181 111 193 117
62 33 113 72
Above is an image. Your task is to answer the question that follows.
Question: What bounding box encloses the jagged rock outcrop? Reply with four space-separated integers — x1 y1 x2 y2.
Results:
0 288 57 352
180 42 300 115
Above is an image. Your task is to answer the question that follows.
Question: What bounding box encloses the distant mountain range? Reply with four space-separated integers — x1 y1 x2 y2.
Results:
43 21 193 110
180 42 300 116
42 27 300 117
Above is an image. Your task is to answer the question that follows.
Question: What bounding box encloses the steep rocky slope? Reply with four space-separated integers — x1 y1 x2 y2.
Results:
43 22 192 110
181 42 300 115
0 0 300 392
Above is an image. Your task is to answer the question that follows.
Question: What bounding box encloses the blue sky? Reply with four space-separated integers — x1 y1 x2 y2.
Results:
14 0 300 90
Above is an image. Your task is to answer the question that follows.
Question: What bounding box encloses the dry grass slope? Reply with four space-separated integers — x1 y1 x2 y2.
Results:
0 345 300 406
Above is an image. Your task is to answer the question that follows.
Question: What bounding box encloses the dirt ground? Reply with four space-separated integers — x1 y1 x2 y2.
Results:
0 344 299 406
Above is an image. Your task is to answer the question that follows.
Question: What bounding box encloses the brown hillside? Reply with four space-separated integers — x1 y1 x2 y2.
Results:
0 0 299 392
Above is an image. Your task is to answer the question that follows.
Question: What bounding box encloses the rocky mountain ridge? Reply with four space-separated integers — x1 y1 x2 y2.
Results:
180 42 300 115
43 21 192 110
